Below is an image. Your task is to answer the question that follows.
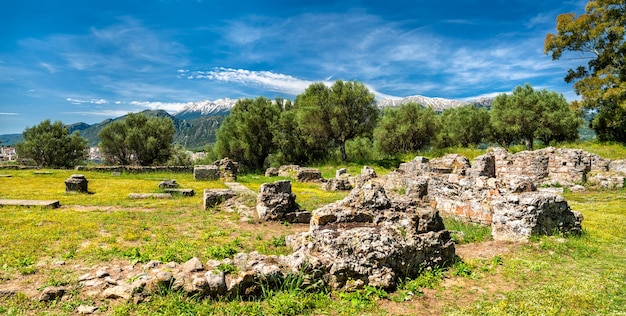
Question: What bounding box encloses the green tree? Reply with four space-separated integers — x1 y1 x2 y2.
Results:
214 97 280 171
374 102 439 155
437 105 491 148
490 84 581 150
15 119 88 168
294 80 379 161
98 113 175 165
545 0 626 142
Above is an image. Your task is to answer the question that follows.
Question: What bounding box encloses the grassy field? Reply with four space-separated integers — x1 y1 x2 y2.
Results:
0 159 625 315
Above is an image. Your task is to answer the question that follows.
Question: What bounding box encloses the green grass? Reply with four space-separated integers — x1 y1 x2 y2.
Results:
1 162 625 315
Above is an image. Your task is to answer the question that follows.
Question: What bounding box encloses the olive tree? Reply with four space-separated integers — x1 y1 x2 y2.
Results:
15 119 88 168
294 80 379 161
374 102 439 155
99 112 175 165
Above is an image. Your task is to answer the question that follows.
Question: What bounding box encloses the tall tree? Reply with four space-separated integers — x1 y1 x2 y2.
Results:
16 119 88 168
490 84 581 150
374 102 439 155
437 105 491 148
214 97 280 171
295 80 379 161
545 0 626 142
99 112 175 165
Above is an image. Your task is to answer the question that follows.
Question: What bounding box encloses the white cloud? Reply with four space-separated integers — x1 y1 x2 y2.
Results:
62 110 131 117
0 112 19 116
129 101 190 112
66 98 109 105
188 67 399 100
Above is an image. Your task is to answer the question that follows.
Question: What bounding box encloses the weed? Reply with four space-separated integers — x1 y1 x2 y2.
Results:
216 263 237 273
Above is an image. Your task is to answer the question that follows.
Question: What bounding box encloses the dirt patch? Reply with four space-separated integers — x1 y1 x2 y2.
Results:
377 240 521 315
455 240 519 261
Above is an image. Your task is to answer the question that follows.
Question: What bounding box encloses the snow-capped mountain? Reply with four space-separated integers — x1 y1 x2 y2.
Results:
174 98 238 120
378 95 472 111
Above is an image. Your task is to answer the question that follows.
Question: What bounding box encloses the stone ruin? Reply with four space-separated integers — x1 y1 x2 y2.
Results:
36 181 455 308
372 147 615 241
287 182 455 290
256 180 311 223
65 174 88 193
321 165 378 191
194 158 238 181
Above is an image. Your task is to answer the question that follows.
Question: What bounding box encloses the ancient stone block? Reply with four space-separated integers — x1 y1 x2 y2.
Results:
296 168 322 182
256 180 299 221
158 180 178 189
194 165 220 181
65 174 88 193
203 189 236 209
491 192 583 242
321 178 352 191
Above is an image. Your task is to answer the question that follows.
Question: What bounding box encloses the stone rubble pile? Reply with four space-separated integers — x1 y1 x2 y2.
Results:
373 147 618 241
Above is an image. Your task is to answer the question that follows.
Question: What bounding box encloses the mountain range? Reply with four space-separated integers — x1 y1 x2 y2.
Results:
0 95 492 148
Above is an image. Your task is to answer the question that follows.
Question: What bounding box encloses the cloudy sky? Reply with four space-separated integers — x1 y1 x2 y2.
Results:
0 0 588 134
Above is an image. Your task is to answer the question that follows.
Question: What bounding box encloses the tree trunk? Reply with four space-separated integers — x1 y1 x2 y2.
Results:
525 137 534 151
340 142 348 161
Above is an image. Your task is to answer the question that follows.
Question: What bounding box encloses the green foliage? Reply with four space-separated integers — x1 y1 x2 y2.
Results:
374 102 439 156
437 105 490 148
545 0 626 143
98 112 175 165
295 80 379 161
443 218 492 244
206 239 243 260
490 84 581 149
15 119 88 168
215 97 281 171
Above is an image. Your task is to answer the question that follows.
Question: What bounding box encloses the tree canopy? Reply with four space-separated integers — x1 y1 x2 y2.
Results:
214 97 281 171
545 0 626 142
98 113 175 165
490 84 581 150
374 102 439 155
437 105 490 148
16 119 88 168
295 80 379 161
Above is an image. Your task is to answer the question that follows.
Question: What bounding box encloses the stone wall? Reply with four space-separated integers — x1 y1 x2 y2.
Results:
375 147 600 241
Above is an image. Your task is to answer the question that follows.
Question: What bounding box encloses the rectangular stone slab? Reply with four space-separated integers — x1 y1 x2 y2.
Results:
0 199 60 208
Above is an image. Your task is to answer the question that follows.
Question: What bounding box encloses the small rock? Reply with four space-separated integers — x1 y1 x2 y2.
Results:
182 257 204 273
76 305 98 314
102 285 132 300
78 273 93 281
95 269 109 278
38 286 66 302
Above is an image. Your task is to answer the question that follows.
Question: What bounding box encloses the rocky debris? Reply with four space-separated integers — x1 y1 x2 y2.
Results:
195 158 239 181
194 165 220 181
288 182 455 290
264 167 279 177
588 172 625 189
128 193 172 199
278 165 300 178
375 149 589 240
163 188 195 197
38 286 65 302
296 168 322 182
203 189 237 209
468 153 496 178
430 154 471 175
494 147 617 187
336 168 347 178
321 177 352 191
351 166 378 188
76 305 98 314
158 179 178 189
491 192 583 241
212 158 238 181
65 174 88 193
609 159 626 174
256 180 310 223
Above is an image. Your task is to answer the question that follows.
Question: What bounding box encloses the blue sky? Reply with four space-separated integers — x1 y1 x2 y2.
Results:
0 0 589 134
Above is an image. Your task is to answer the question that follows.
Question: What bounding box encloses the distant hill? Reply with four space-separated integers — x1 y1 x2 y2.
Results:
0 95 494 148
